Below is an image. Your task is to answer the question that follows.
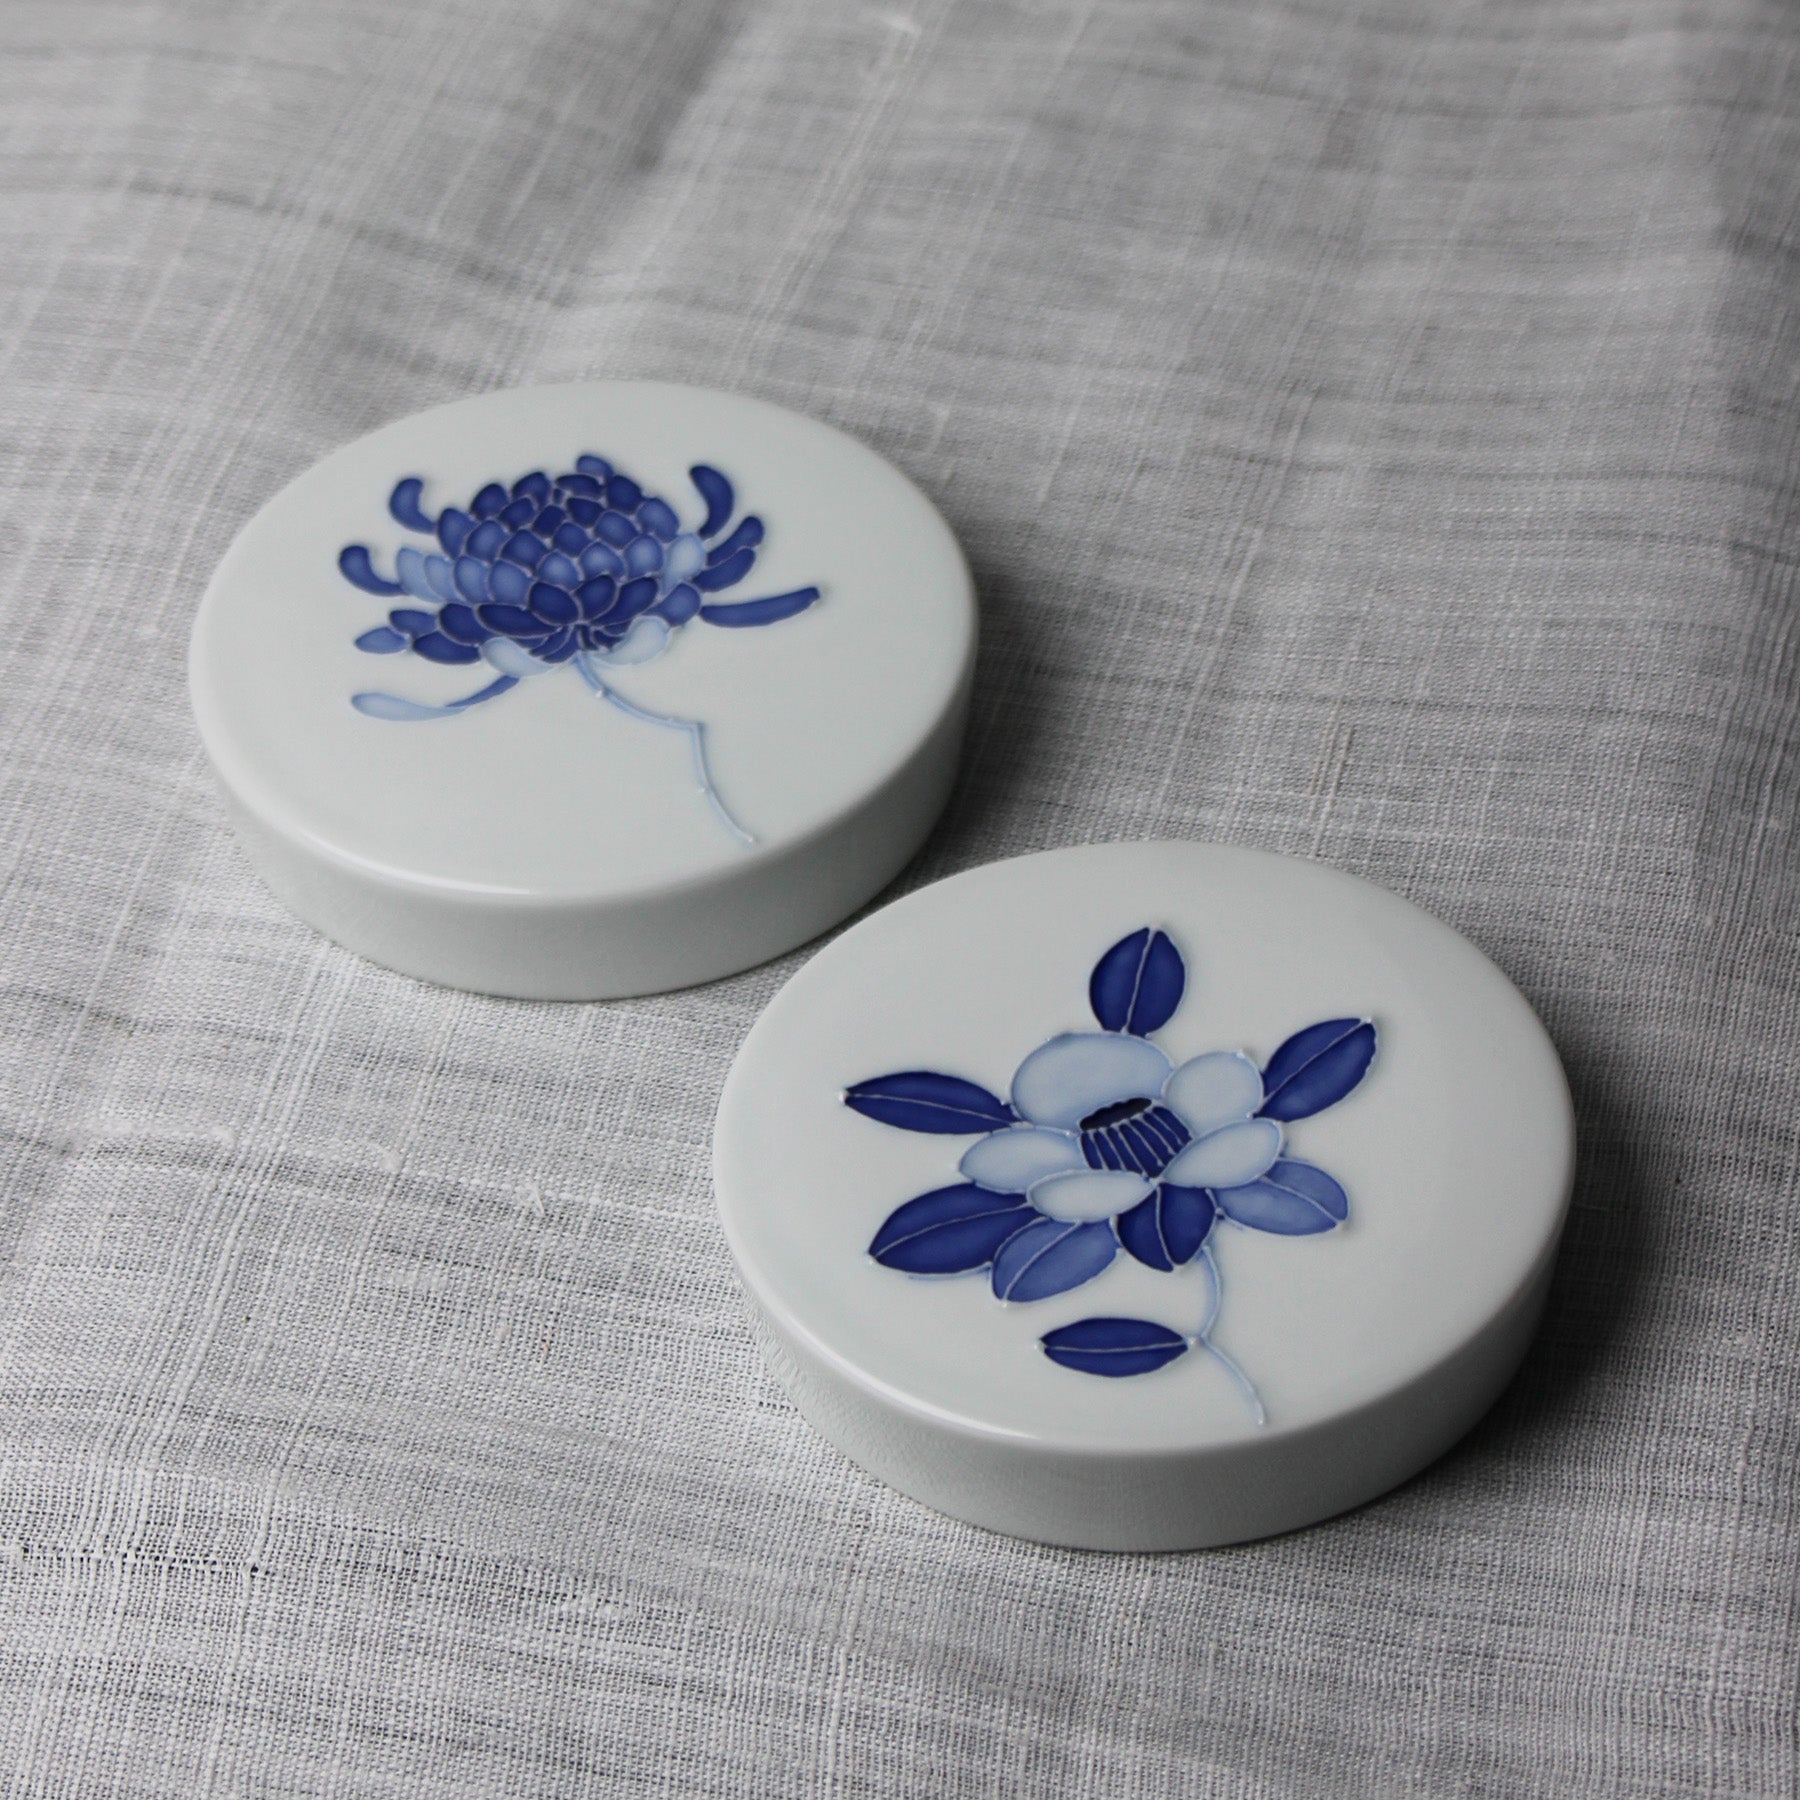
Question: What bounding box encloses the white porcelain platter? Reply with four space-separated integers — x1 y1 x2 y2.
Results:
189 382 975 998
713 841 1575 1550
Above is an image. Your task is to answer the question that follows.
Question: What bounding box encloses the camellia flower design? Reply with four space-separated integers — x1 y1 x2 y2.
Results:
843 928 1377 1420
338 458 821 844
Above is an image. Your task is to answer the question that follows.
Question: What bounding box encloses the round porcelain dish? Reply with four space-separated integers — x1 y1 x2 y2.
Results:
713 841 1575 1551
189 383 975 998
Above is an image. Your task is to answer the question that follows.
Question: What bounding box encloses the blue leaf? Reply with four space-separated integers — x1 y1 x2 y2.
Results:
1258 1019 1377 1120
843 1071 1015 1134
1041 1317 1190 1378
869 1185 1036 1274
1089 928 1185 1035
388 477 435 534
1215 1159 1348 1234
699 587 821 628
693 546 757 591
1116 1184 1215 1271
690 464 734 538
991 1218 1117 1302
338 545 402 596
354 626 408 654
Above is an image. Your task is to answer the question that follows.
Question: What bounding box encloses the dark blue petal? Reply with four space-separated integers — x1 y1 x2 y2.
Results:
595 511 637 548
1116 1184 1215 1271
436 509 474 557
501 530 546 569
466 518 507 562
605 474 642 510
511 470 551 505
499 496 537 529
623 535 663 578
707 516 764 565
992 1219 1117 1302
536 551 580 589
562 470 604 495
388 477 435 534
1041 1318 1189 1378
613 576 659 622
478 603 549 639
471 483 508 519
529 582 578 625
1215 1159 1348 1234
436 602 490 645
694 546 757 591
533 506 567 537
637 497 679 540
579 541 625 579
538 628 577 662
843 1071 1015 1134
486 560 529 605
690 464 734 538
553 523 590 556
869 1185 1037 1274
574 455 611 480
565 498 602 529
388 607 436 638
652 583 701 625
354 625 409 654
1258 1020 1377 1120
698 587 821 628
338 545 402 596
575 576 618 620
1089 927 1186 1036
412 631 481 665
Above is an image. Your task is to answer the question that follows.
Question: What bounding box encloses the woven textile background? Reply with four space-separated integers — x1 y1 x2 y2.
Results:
1 0 1796 1793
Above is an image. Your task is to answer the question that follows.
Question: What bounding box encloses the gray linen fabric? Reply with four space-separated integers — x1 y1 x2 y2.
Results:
1 0 1796 1793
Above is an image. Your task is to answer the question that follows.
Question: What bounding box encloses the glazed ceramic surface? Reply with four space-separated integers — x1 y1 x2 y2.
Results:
713 841 1575 1550
189 383 975 997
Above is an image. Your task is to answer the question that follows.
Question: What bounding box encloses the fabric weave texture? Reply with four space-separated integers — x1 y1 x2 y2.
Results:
0 0 1796 1794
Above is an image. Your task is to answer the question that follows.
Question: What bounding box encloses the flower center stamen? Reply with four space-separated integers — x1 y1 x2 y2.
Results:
1080 1098 1190 1177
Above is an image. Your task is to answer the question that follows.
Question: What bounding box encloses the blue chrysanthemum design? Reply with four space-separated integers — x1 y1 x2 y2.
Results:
338 458 821 844
843 928 1377 1421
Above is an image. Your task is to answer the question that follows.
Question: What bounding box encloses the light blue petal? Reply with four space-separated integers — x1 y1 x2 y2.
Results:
590 616 671 666
481 637 546 678
395 546 436 600
959 1126 1085 1193
1028 1168 1151 1222
1163 1051 1263 1135
1010 1032 1171 1129
663 533 706 584
1164 1118 1284 1190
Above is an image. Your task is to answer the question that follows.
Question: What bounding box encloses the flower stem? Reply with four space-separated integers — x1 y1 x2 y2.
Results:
1194 1241 1265 1427
574 651 755 847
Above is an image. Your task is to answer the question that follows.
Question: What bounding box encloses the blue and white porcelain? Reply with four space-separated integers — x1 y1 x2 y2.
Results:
190 383 975 997
713 842 1575 1550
